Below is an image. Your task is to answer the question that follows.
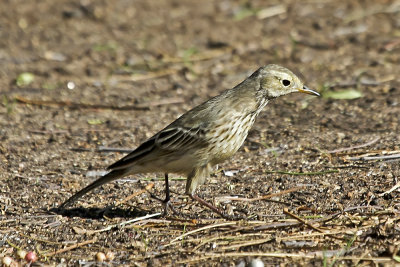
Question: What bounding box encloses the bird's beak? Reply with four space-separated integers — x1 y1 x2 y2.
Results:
298 85 320 96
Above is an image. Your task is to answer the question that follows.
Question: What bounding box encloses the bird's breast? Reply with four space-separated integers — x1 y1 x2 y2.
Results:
205 112 258 164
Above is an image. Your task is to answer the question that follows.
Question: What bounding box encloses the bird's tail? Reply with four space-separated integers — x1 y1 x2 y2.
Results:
58 169 128 209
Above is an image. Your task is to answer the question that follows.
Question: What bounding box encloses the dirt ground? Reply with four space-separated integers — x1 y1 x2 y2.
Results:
1 0 400 266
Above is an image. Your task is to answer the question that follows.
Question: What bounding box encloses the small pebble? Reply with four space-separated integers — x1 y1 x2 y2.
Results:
95 252 106 262
17 250 27 259
105 251 115 261
67 81 75 90
2 256 13 266
249 258 264 267
25 251 37 263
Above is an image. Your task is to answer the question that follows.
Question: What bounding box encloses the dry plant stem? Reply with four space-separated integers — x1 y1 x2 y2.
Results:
44 238 97 257
218 237 273 251
218 186 305 202
177 252 392 265
327 137 380 154
265 170 338 175
126 68 177 81
94 213 162 234
283 208 325 233
161 47 232 63
347 153 400 161
378 181 400 196
170 221 237 243
192 232 272 252
338 149 400 157
15 95 184 110
190 194 232 219
97 147 133 153
177 252 315 264
115 182 155 206
15 96 148 110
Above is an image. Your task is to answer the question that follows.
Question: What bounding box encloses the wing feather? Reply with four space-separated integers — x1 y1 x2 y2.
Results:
155 126 205 150
107 125 208 170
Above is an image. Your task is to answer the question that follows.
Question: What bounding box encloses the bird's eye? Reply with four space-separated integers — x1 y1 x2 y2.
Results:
282 79 291 86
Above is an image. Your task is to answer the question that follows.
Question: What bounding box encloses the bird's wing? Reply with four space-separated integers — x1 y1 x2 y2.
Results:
107 124 208 170
155 125 207 150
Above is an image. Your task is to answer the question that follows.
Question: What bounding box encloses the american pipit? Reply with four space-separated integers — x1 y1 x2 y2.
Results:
59 64 319 218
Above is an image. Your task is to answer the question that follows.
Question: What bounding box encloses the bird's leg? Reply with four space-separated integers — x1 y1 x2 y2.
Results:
161 173 180 216
149 174 180 215
190 193 236 220
163 173 170 203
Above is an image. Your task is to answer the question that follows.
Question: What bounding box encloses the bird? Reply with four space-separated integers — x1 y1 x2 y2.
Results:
58 64 319 218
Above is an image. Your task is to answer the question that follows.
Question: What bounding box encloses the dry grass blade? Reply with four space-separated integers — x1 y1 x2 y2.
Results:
161 47 232 63
15 96 149 110
191 232 272 252
218 237 273 251
283 208 325 233
177 252 393 264
44 238 97 257
327 137 380 154
216 186 305 202
113 68 178 82
347 153 400 161
72 213 162 235
169 222 237 244
94 213 162 233
15 96 184 110
115 182 155 206
378 181 400 196
177 252 315 264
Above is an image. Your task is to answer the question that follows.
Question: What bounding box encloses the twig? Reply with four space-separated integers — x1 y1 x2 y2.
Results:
70 146 133 153
347 153 400 161
216 186 305 202
327 165 369 169
265 170 338 175
191 232 272 252
344 2 400 23
115 183 155 206
161 47 232 64
94 213 162 233
218 237 273 251
253 221 302 231
141 97 185 107
379 181 400 196
129 69 177 81
327 137 380 154
44 238 97 257
97 146 133 153
178 252 392 264
15 96 148 110
28 129 69 135
15 96 184 110
283 208 325 233
256 5 286 19
170 222 237 244
177 252 315 264
254 205 384 232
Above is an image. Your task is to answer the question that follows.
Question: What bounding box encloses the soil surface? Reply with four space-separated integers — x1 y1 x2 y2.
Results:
1 0 400 266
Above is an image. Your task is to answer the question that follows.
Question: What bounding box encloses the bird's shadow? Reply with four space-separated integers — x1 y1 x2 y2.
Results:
50 206 151 219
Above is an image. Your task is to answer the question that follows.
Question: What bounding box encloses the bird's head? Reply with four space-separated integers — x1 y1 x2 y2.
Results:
258 64 320 99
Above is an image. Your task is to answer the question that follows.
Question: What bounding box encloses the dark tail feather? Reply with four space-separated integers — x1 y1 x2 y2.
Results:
58 169 128 209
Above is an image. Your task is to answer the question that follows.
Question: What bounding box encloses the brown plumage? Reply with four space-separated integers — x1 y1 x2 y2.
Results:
59 64 319 218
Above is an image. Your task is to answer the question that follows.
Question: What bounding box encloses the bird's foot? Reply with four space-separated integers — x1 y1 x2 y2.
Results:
150 192 184 217
162 199 181 216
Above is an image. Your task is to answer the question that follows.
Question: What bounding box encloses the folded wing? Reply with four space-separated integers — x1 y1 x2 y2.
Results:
107 125 208 170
